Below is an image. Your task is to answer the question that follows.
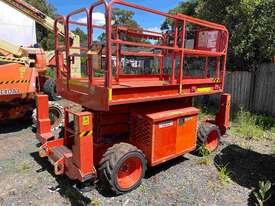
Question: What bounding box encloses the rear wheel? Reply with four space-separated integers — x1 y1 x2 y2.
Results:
32 101 64 132
43 78 61 101
197 122 221 153
98 143 147 194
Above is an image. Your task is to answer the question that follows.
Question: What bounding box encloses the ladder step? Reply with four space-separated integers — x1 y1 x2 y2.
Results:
50 146 72 161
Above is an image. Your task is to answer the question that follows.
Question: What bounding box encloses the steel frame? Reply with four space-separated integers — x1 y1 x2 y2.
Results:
54 0 229 111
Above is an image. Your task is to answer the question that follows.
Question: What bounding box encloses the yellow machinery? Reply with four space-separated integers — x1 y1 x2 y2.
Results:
0 0 79 128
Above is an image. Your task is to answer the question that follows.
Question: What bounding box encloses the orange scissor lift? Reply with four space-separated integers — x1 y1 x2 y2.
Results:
36 0 231 194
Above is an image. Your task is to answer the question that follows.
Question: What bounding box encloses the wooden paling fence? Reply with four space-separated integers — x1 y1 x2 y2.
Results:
196 63 275 116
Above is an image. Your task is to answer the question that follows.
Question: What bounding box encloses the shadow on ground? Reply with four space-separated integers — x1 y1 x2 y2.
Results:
145 155 188 179
31 150 120 199
31 152 92 206
0 119 32 134
30 149 189 199
214 145 275 206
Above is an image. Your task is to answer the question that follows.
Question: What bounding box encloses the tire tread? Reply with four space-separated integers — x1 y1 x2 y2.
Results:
98 143 146 194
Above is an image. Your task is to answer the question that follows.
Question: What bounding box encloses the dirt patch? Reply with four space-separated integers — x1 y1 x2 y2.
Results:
0 104 275 206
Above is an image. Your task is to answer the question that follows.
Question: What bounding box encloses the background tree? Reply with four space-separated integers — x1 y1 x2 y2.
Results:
196 0 275 70
72 27 87 46
72 27 88 76
161 0 198 31
98 8 140 41
25 0 56 50
162 0 275 71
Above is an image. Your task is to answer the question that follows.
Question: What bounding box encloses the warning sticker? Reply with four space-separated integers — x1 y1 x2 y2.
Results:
0 89 19 95
207 31 218 49
19 67 26 79
159 121 174 129
197 87 212 93
197 30 219 52
82 116 90 126
198 31 208 48
184 117 193 121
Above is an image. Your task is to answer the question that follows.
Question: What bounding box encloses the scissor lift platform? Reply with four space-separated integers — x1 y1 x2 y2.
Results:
58 76 223 111
53 0 228 111
36 0 231 195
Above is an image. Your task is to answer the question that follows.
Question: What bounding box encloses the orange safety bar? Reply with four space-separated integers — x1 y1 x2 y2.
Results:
36 95 53 144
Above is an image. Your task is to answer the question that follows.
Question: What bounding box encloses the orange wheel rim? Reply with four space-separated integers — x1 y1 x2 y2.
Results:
205 131 219 152
117 156 142 189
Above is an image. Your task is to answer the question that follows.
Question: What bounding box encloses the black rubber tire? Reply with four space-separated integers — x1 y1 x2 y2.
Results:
98 143 147 195
43 78 61 101
76 181 94 193
197 122 221 152
32 101 64 132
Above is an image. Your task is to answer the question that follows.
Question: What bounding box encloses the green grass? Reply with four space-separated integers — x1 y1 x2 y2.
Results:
89 199 102 206
198 105 216 121
272 144 275 154
138 184 147 193
216 164 231 185
197 145 211 165
16 162 31 173
229 109 275 140
253 180 272 206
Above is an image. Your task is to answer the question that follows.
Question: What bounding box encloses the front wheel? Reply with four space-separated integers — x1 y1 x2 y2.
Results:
98 143 147 194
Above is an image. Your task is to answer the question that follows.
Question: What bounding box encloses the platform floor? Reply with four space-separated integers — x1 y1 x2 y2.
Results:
67 76 215 89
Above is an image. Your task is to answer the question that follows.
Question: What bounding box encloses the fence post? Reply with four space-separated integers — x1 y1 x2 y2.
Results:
248 70 256 112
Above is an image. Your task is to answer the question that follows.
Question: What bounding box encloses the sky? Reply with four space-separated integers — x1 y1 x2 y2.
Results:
48 0 184 33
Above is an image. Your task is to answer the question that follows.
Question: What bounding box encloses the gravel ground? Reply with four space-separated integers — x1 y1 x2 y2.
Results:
0 102 275 206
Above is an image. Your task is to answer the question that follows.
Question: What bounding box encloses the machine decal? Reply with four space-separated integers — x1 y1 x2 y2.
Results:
0 89 20 95
197 87 212 93
82 116 90 126
184 116 193 121
159 120 173 128
19 67 26 79
179 83 183 95
179 116 193 126
212 78 220 83
108 88 112 102
0 56 26 64
0 80 30 84
79 130 93 138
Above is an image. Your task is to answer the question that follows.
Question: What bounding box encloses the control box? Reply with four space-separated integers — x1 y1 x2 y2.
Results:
130 107 199 166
